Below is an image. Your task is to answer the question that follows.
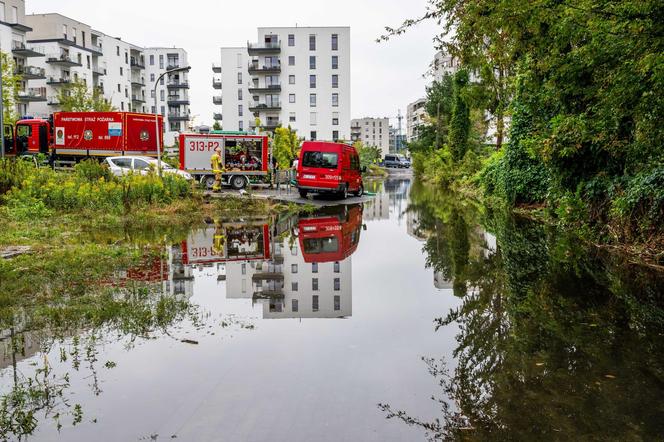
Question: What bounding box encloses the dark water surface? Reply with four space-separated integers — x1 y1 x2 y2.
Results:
2 178 664 441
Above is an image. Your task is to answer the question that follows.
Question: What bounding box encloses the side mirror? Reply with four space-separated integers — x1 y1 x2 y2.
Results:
361 165 367 173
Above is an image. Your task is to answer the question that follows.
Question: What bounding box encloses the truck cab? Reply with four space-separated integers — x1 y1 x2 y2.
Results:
5 118 52 156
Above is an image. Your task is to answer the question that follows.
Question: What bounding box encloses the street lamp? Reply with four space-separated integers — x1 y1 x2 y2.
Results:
153 65 191 177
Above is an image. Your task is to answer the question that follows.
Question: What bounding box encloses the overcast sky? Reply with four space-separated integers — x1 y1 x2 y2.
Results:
26 0 441 128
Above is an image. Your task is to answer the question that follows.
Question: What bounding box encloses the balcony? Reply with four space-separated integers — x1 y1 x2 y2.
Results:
90 42 103 54
212 96 222 105
248 84 282 94
131 79 146 87
248 62 281 74
249 102 281 112
212 64 221 73
166 63 181 71
247 41 281 55
167 81 189 89
46 54 82 67
17 88 47 102
131 95 146 103
251 120 282 131
46 77 71 86
130 59 145 69
212 79 222 89
167 96 189 105
15 66 46 80
168 113 190 122
47 97 60 106
92 64 107 76
12 41 44 57
213 113 222 121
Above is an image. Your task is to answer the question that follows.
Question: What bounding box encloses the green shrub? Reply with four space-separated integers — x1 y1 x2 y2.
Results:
74 159 112 182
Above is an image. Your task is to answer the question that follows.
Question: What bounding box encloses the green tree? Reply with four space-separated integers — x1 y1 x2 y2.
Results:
57 79 115 112
212 121 221 131
353 140 382 169
425 74 454 149
272 126 300 168
1 52 21 124
449 70 470 162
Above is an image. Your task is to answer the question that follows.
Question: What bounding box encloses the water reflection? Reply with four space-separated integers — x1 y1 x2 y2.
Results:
380 180 664 440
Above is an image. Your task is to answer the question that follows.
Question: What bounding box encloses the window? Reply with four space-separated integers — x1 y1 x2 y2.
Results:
312 263 318 273
116 45 120 56
125 88 128 98
86 55 90 69
291 264 298 273
125 52 128 64
159 54 164 69
332 34 338 50
238 104 243 116
237 72 242 84
150 55 154 65
292 282 298 292
16 125 31 137
150 90 155 98
309 56 316 70
238 89 243 100
334 261 340 273
289 93 295 103
241 263 246 275
150 73 155 82
81 31 86 47
63 24 68 39
309 75 316 88
312 295 319 312
312 278 319 291
302 151 338 168
332 112 339 126
332 55 338 69
0 3 5 21
289 112 296 122
236 53 242 68
160 77 165 85
334 295 340 311
292 299 299 312
332 75 339 88
111 157 132 168
72 27 77 43
133 159 150 170
310 131 317 141
310 93 316 107
242 279 247 293
333 130 339 141
309 34 316 50
120 67 123 76
332 93 339 107
288 56 295 66
151 106 156 113
289 75 295 84
288 34 295 46
310 112 317 126
117 84 121 92
121 102 124 110
239 121 243 131
160 90 164 101
161 106 165 116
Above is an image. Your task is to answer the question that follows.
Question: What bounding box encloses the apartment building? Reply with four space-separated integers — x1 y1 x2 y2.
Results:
406 97 427 142
431 49 460 83
11 12 188 145
350 117 389 157
214 26 350 141
389 126 406 153
0 0 47 117
145 47 191 143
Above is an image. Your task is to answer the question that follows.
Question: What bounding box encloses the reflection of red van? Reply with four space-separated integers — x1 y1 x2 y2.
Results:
296 141 364 199
298 204 363 263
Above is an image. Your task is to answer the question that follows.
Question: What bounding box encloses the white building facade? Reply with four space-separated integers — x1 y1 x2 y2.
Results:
406 97 427 142
350 117 389 157
214 26 350 141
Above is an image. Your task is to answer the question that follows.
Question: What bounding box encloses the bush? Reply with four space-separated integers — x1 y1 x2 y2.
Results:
74 159 112 182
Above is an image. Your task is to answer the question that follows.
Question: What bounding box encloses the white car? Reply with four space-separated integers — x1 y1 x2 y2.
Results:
104 156 193 180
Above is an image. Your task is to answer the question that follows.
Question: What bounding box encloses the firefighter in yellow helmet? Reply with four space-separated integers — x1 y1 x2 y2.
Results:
210 147 224 192
211 219 226 256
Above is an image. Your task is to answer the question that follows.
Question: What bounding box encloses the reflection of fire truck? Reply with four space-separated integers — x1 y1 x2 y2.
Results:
182 220 271 265
178 132 269 190
2 112 163 159
298 204 364 263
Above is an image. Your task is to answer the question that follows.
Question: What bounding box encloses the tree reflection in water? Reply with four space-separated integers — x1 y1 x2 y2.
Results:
380 182 664 441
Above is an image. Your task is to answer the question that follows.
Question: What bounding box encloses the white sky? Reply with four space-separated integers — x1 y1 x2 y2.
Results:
26 0 441 128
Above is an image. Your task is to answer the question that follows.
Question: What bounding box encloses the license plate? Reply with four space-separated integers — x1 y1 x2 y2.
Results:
303 174 315 179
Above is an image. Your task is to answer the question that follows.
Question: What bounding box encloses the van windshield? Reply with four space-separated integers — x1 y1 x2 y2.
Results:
302 151 338 169
303 237 339 254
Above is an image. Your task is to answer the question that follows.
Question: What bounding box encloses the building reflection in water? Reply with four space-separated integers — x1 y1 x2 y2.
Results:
176 204 364 319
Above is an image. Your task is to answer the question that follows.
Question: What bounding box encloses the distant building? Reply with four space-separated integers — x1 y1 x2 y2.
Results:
431 50 460 82
350 117 389 157
389 126 407 153
406 97 427 142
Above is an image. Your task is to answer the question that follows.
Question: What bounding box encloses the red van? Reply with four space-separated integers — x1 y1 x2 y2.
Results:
296 141 364 199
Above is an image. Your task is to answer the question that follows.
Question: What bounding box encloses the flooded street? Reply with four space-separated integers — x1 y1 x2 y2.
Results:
2 177 664 441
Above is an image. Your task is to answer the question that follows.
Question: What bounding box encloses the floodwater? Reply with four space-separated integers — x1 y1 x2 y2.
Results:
2 177 664 441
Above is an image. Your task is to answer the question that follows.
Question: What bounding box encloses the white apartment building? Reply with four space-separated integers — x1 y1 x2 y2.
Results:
406 97 427 142
0 0 47 117
350 117 389 157
431 50 461 83
14 12 188 146
212 47 250 131
214 26 350 141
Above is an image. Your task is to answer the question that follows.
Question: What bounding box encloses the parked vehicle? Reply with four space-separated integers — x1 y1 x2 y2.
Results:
2 112 164 159
383 154 411 168
179 132 269 190
104 156 193 180
181 221 271 265
296 141 364 199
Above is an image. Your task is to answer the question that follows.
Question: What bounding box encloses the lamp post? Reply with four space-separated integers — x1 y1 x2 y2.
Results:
153 65 190 177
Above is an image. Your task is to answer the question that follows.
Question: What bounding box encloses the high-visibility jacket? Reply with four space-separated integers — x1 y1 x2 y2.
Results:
211 153 223 173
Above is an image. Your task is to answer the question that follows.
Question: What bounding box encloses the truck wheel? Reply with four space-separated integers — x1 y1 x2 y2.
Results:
299 189 308 199
230 175 247 190
338 185 348 199
203 175 216 189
